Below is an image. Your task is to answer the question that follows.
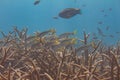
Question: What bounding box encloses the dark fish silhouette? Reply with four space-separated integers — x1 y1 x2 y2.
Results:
116 32 120 34
98 21 103 25
82 4 86 7
53 16 58 19
59 8 81 19
109 8 112 11
104 14 107 17
97 27 106 37
92 33 98 39
101 9 105 12
34 0 40 5
109 35 114 38
106 26 109 30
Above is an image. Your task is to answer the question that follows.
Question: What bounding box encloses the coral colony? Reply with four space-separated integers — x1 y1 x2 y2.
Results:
0 27 120 80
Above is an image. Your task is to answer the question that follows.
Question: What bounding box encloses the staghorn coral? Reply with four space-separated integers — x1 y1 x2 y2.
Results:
0 27 119 80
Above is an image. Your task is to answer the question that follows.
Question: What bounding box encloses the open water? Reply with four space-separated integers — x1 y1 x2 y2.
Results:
0 0 120 45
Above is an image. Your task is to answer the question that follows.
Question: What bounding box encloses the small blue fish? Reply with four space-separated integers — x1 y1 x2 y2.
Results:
34 0 40 5
101 9 104 12
53 16 58 19
106 26 109 31
98 21 103 25
97 27 106 37
109 35 114 38
109 8 112 11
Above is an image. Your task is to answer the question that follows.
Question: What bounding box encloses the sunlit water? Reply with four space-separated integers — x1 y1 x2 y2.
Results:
0 0 120 45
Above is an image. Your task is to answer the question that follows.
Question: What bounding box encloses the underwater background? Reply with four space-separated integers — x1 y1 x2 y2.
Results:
0 0 120 45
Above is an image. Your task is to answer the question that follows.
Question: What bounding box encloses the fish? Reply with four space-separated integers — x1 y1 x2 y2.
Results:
60 38 77 46
109 8 112 11
91 41 97 49
82 4 86 7
116 32 120 34
101 9 105 12
97 27 106 37
106 26 109 30
36 29 56 37
109 35 114 38
34 37 46 44
92 33 98 40
45 39 60 47
53 16 58 19
34 0 40 5
98 21 103 25
58 8 81 19
58 30 77 39
104 14 107 17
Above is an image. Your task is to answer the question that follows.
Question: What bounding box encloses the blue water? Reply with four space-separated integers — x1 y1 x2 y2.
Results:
0 0 120 45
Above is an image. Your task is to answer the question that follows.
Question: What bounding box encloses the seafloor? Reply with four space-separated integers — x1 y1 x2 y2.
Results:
0 27 120 80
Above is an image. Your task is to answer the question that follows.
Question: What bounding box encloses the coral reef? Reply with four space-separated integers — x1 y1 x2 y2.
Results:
0 27 120 80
